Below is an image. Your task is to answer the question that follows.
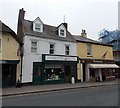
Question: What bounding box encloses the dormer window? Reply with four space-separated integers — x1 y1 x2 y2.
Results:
35 23 41 31
33 17 43 33
58 24 66 37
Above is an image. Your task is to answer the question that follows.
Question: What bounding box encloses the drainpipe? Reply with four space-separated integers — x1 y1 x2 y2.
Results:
20 43 23 87
16 43 23 88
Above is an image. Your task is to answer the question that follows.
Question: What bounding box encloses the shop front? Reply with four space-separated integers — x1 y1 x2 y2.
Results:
33 54 78 85
80 58 119 82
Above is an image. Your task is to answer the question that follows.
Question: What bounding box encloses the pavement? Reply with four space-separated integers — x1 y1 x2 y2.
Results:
1 79 119 97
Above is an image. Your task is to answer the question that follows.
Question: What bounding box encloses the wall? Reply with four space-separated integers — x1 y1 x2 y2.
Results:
1 33 20 60
77 42 113 60
22 35 77 83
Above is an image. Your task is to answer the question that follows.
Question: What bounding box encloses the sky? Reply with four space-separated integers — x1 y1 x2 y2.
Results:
0 0 119 40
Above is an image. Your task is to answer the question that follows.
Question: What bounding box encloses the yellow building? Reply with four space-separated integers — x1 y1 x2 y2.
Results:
0 21 21 87
74 30 119 82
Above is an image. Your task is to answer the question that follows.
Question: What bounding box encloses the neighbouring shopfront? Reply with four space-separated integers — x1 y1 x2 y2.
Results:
33 54 78 85
80 58 119 82
1 60 20 87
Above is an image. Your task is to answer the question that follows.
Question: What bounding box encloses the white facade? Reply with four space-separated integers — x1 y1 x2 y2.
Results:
22 35 77 83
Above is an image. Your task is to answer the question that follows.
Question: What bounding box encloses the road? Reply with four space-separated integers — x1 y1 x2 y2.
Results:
2 85 118 106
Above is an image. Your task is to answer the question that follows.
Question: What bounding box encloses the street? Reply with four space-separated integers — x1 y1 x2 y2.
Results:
2 85 118 106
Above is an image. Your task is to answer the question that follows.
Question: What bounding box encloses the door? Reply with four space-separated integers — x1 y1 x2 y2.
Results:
33 63 41 85
65 66 71 83
2 64 16 87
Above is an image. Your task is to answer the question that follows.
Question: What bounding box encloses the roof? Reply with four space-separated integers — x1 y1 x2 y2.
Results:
73 35 113 47
0 20 21 44
23 19 76 42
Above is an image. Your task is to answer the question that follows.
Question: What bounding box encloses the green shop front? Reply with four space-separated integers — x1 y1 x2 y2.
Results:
33 54 78 85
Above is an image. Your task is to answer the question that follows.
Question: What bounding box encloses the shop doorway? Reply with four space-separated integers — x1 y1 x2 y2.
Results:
33 63 42 85
2 64 16 87
65 66 71 83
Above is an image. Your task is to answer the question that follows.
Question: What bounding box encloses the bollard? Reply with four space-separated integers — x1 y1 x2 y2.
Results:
71 77 75 84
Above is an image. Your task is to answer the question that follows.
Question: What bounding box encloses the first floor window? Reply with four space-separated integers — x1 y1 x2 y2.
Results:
31 41 37 53
65 45 69 55
49 44 54 54
87 44 92 56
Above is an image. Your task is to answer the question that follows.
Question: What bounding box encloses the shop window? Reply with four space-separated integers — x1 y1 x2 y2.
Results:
49 44 55 54
90 68 95 78
44 64 65 81
31 41 37 53
87 44 92 56
104 69 113 76
65 45 69 55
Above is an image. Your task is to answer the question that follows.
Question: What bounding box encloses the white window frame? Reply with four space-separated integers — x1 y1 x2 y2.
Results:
31 41 37 53
65 45 70 55
87 44 92 56
49 43 55 55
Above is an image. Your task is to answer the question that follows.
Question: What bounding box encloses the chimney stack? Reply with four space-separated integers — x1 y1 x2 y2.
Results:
17 8 25 42
19 8 25 22
81 29 87 38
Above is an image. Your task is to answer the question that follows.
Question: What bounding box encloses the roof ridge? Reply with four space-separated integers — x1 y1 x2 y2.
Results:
73 35 99 42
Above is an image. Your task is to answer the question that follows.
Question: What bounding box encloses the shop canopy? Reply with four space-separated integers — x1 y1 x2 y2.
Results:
88 64 119 69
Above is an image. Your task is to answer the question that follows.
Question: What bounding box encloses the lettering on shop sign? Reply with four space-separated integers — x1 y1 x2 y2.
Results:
93 60 103 63
45 55 77 61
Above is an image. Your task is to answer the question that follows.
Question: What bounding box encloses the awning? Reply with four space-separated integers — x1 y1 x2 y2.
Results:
88 64 120 69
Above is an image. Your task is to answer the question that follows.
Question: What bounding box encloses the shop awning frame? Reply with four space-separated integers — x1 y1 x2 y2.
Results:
88 64 120 69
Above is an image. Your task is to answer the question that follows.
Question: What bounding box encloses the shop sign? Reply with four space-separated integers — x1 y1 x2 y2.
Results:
81 59 114 64
45 55 78 61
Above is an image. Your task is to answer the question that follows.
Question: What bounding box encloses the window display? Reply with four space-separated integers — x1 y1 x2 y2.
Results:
44 64 65 81
102 69 114 76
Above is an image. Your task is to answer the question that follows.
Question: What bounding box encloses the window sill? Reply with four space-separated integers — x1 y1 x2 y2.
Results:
87 55 93 57
59 35 66 37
